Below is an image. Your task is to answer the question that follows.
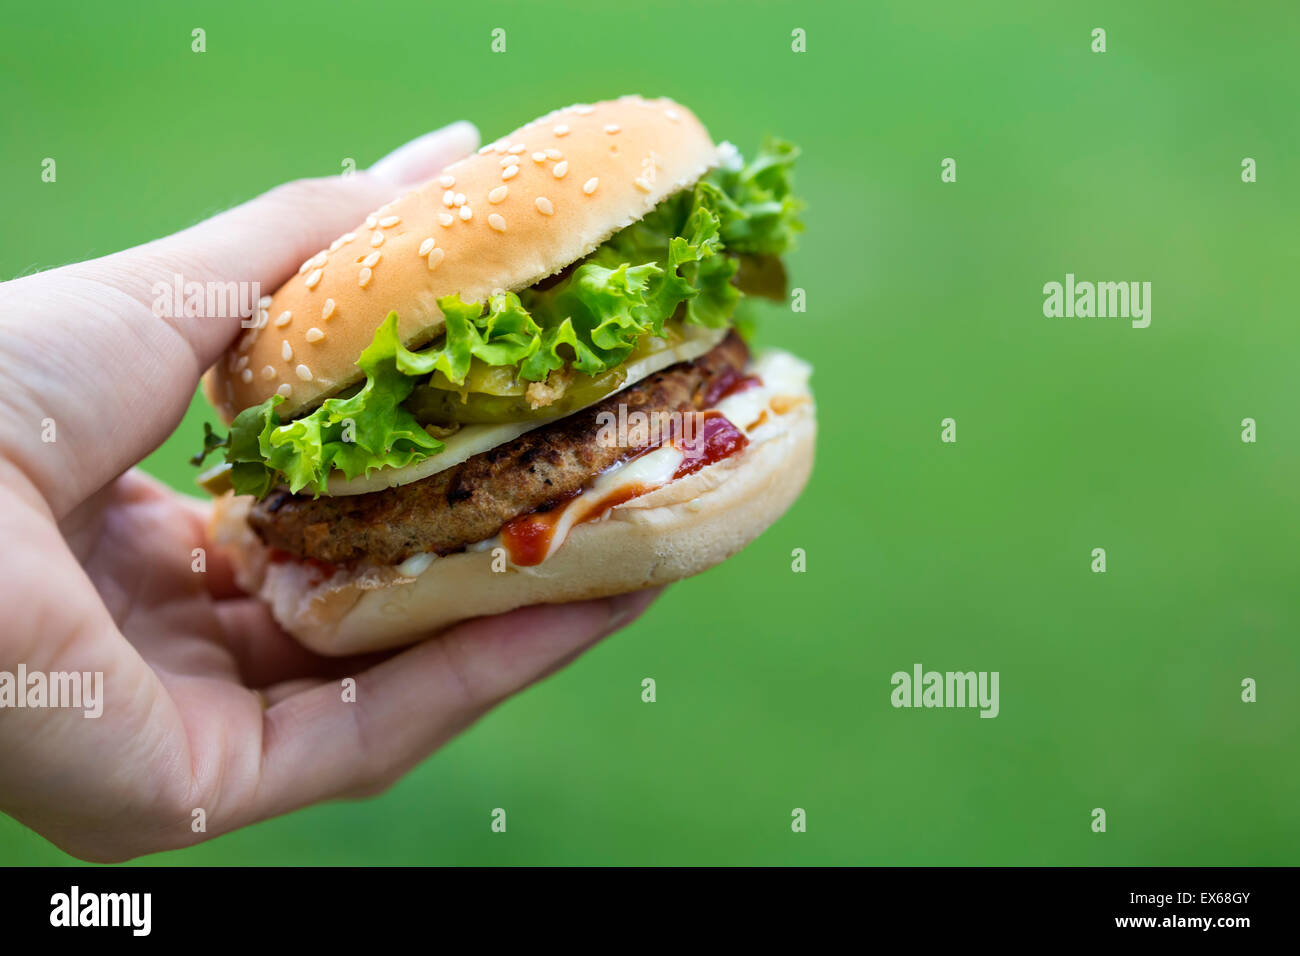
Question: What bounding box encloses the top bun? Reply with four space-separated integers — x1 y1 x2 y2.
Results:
206 95 717 423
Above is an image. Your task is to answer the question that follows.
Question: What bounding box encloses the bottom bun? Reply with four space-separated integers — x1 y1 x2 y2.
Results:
211 403 815 655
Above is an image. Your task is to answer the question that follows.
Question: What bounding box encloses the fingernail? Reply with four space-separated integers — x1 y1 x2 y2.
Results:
369 121 480 186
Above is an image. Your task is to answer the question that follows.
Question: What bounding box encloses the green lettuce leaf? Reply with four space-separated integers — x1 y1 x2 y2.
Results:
194 315 447 495
706 137 804 256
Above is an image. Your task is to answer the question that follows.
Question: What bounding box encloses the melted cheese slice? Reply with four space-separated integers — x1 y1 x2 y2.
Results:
325 325 727 496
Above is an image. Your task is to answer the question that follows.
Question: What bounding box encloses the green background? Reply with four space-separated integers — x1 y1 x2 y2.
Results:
2 0 1297 864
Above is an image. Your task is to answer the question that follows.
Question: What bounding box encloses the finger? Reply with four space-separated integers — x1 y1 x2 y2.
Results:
369 123 480 184
252 589 660 818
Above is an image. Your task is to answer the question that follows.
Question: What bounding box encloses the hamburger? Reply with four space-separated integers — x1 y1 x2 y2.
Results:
194 95 815 655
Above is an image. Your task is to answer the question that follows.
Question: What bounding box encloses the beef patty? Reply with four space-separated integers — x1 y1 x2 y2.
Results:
249 331 749 566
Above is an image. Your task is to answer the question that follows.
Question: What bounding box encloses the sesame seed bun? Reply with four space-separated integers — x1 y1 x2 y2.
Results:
209 400 815 655
205 95 718 423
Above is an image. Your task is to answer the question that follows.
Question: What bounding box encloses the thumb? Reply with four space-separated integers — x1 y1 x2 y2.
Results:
84 120 480 369
0 121 478 517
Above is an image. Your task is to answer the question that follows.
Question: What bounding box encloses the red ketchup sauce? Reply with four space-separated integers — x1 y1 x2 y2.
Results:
672 411 749 480
702 367 762 407
499 490 581 567
500 481 657 566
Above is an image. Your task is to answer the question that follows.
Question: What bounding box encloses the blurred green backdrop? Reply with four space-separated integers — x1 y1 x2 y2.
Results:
2 0 1297 865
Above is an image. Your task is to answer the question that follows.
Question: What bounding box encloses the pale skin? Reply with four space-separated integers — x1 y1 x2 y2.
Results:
0 122 659 862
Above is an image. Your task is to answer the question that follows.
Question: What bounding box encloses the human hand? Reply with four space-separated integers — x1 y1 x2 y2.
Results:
0 122 660 862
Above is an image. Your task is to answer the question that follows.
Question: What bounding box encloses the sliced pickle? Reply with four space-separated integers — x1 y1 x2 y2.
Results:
734 254 788 301
196 462 234 496
404 322 691 425
430 362 527 397
405 367 627 424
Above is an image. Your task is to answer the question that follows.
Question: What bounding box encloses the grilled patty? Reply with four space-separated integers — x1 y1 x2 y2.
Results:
249 331 750 565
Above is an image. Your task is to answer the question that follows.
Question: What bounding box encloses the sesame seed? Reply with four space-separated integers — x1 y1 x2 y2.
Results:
304 268 322 290
236 354 249 371
604 123 621 134
343 232 356 242
574 105 594 115
370 232 384 247
531 151 546 163
365 215 377 229
443 190 456 207
363 251 381 267
492 142 506 153
583 177 599 195
545 148 563 159
535 196 554 215
439 174 456 187
241 368 253 383
488 185 508 203
305 327 325 343
488 213 507 232
322 298 336 320
664 108 680 121
277 383 292 397
281 340 293 361
295 364 313 382
418 237 436 256
237 334 254 352
501 165 519 181
553 124 570 137
258 310 269 329
508 143 526 154
459 205 473 221
359 267 373 287
258 294 272 308
477 145 493 155
426 248 445 270
274 311 292 328
312 251 328 267
261 365 276 380
379 215 401 227
329 237 344 252
634 177 652 193
438 213 455 227
552 161 568 178
297 259 312 275
454 192 466 206
499 155 517 166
